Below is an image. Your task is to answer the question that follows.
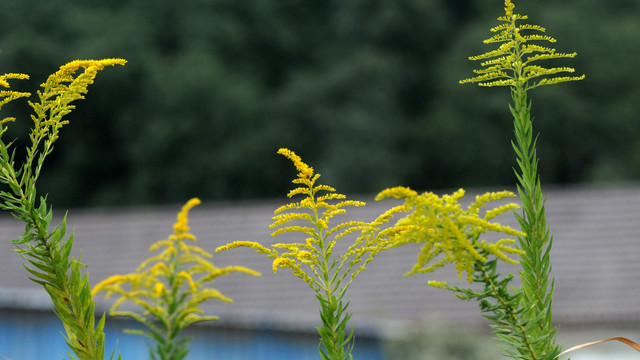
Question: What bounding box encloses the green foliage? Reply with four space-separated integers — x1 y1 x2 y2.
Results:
93 198 260 360
0 60 124 360
317 295 354 360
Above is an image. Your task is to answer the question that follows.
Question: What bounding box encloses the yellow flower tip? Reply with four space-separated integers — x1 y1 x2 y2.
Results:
153 282 166 297
52 59 125 89
316 218 328 230
100 58 127 66
375 186 418 201
178 271 198 290
503 0 517 17
216 240 271 254
277 148 315 180
232 266 262 277
92 274 128 296
0 73 30 88
296 250 315 263
173 198 201 235
272 257 295 273
61 58 127 72
215 242 240 253
428 280 450 289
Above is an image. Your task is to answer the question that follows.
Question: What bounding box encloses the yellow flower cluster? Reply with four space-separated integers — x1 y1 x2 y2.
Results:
30 59 126 145
459 0 584 89
93 198 260 333
0 59 127 218
376 187 524 283
217 149 411 295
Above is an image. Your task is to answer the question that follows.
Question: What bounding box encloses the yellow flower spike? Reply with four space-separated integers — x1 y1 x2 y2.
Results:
181 243 213 258
149 262 170 278
91 274 129 297
277 148 315 180
272 257 296 273
0 73 30 88
272 212 315 227
271 225 317 237
287 187 313 198
173 197 201 235
149 239 175 253
215 240 272 254
177 271 198 291
427 281 450 290
375 186 418 201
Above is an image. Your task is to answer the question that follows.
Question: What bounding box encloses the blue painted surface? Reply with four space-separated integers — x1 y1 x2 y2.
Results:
0 309 383 360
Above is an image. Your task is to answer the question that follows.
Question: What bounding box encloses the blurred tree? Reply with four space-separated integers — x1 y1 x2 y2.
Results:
0 0 637 207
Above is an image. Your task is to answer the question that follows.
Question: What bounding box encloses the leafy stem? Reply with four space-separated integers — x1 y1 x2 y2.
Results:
313 207 354 360
478 261 536 360
510 85 560 360
0 59 126 360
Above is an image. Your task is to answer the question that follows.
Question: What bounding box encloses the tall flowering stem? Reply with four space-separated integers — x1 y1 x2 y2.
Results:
217 148 411 360
461 1 584 359
93 198 260 360
0 60 126 360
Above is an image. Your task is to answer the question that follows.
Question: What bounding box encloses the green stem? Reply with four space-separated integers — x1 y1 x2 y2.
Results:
313 198 353 360
511 84 560 359
157 237 186 360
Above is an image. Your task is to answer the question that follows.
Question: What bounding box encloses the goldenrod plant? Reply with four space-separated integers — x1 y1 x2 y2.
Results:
459 0 583 358
93 198 260 360
0 59 125 360
217 148 411 360
452 2 640 357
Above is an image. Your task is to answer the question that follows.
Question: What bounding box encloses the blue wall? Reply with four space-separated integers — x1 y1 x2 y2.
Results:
0 309 384 360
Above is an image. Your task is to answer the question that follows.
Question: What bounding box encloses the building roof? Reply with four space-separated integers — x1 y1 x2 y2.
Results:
1 183 640 338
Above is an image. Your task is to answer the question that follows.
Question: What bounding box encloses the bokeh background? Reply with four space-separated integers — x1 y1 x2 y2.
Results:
1 0 638 208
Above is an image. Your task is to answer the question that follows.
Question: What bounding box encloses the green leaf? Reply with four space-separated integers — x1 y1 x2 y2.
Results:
22 264 57 285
